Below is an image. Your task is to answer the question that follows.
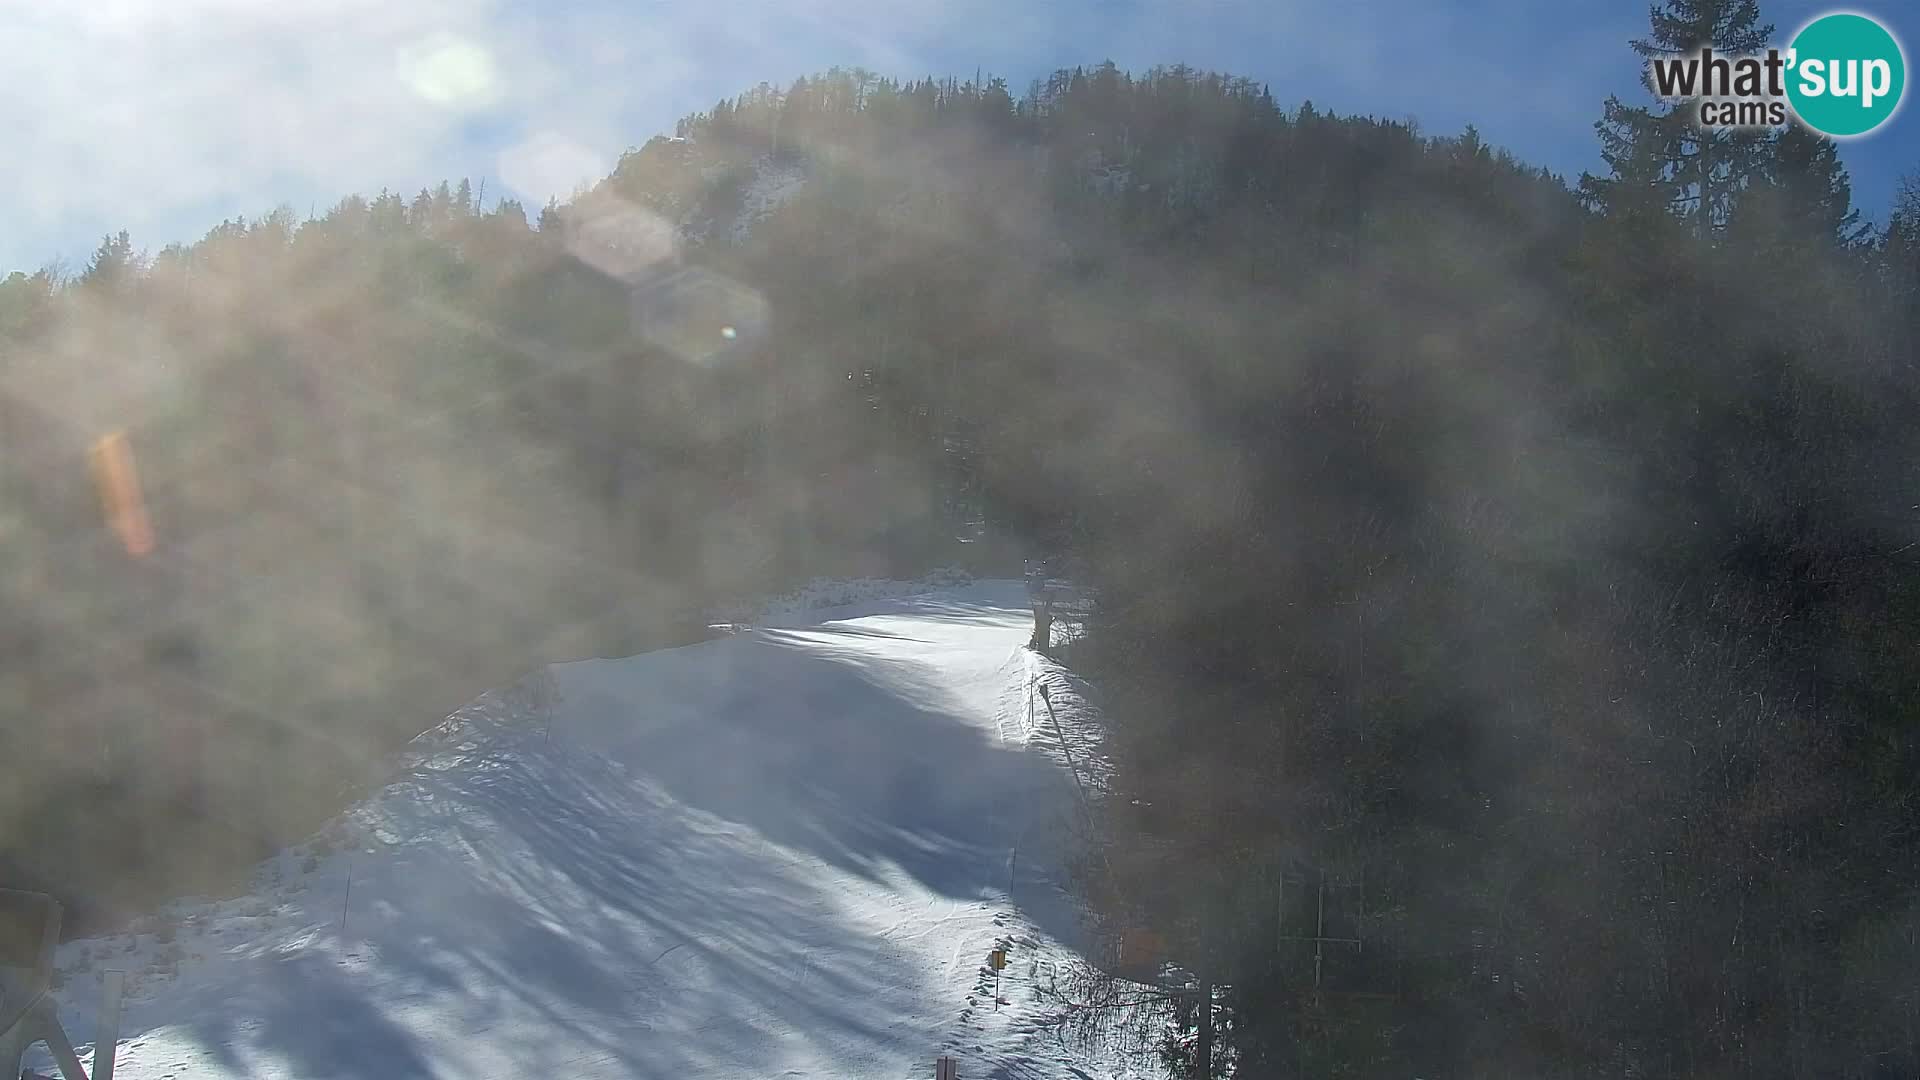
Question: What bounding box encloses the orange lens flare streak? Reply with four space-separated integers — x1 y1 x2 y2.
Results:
89 429 155 557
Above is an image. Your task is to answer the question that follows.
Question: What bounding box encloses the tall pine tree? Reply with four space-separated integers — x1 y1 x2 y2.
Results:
1730 123 1866 249
1586 0 1776 240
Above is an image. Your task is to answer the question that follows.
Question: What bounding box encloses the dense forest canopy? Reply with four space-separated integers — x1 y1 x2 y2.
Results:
6 5 1920 1074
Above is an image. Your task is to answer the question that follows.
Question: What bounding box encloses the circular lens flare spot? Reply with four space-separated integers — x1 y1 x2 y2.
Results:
399 35 498 108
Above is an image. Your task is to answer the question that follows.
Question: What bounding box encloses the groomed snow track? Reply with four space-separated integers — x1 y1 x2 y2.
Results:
35 581 1122 1080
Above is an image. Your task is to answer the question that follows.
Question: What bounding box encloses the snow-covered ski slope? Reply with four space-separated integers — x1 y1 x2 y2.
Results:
37 580 1118 1080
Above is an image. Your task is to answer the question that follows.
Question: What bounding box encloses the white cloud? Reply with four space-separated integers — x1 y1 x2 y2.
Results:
0 0 679 270
498 131 606 207
3 1 469 263
0 0 955 271
0 0 1660 273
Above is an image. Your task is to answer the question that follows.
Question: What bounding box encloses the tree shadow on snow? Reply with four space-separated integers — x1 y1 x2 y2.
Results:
551 622 1078 913
147 732 932 1079
82 591 1084 1079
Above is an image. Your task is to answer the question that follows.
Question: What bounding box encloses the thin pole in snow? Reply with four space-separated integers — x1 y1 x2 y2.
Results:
95 969 124 1080
1037 682 1089 815
340 861 353 935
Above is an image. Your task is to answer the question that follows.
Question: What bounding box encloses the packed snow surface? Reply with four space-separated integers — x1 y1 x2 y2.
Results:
37 581 1123 1079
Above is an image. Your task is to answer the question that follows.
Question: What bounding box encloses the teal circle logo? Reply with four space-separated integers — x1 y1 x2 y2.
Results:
1786 12 1906 137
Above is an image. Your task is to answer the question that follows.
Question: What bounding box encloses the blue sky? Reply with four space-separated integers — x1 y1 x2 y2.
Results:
4 0 1914 276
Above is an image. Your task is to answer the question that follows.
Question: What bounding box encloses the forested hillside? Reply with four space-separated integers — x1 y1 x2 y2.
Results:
6 0 1920 1072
